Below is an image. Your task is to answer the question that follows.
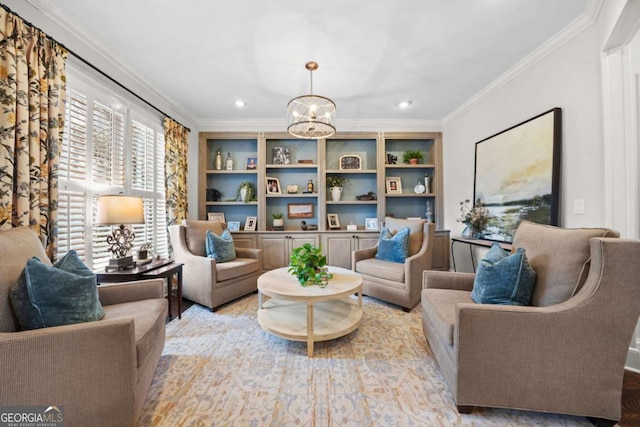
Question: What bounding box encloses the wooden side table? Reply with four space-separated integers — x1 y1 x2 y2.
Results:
95 260 184 319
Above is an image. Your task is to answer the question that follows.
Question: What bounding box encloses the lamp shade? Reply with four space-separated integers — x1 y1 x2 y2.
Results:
96 195 144 225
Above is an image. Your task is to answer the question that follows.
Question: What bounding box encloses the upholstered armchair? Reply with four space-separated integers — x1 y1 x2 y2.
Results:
0 227 167 427
421 221 640 423
353 217 435 311
168 220 262 311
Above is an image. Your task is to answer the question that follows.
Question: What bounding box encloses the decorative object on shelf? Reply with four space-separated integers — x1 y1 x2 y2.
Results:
97 194 144 271
227 221 240 231
457 198 491 239
386 177 402 194
413 180 426 194
246 157 257 169
237 181 256 202
425 200 434 223
425 174 432 194
386 153 398 164
327 213 340 229
206 188 222 201
297 159 314 164
225 152 233 170
287 61 336 139
288 203 314 218
244 216 257 231
272 212 284 229
138 242 153 261
208 212 225 222
300 220 308 230
266 177 281 195
214 149 223 170
272 147 290 165
347 223 358 231
286 184 298 194
300 221 318 230
355 191 376 201
365 218 379 231
327 175 350 201
305 179 314 193
403 150 424 165
288 243 333 287
339 154 362 170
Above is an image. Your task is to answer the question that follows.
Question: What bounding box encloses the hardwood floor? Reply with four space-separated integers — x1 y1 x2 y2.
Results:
171 298 640 426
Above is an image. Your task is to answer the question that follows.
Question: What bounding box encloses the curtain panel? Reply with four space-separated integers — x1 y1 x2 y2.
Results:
164 117 189 227
0 8 67 259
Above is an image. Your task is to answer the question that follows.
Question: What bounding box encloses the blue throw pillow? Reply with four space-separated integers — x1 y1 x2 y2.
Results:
205 229 237 263
471 243 536 305
10 252 105 330
375 226 410 263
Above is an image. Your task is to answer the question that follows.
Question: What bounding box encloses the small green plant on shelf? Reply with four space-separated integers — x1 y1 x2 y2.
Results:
326 175 350 188
288 243 333 288
271 212 283 219
236 181 256 202
403 150 424 164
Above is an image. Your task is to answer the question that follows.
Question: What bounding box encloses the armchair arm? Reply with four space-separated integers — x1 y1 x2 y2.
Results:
98 278 164 306
423 270 475 291
236 247 261 260
352 246 378 268
0 319 136 426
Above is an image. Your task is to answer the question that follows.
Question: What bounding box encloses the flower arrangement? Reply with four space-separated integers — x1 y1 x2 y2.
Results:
457 198 491 233
326 175 350 188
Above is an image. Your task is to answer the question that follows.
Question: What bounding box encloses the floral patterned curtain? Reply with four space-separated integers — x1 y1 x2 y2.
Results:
164 117 189 227
0 8 67 259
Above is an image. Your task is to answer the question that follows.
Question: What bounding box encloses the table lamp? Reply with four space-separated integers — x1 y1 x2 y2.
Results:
97 194 144 270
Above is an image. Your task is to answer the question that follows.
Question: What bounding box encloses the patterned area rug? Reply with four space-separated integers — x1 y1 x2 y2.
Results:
138 293 589 426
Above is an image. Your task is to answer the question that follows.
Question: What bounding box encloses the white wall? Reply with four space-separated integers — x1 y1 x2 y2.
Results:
442 5 618 237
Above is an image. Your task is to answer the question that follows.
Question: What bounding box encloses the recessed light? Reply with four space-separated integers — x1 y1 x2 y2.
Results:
234 100 246 108
397 100 412 109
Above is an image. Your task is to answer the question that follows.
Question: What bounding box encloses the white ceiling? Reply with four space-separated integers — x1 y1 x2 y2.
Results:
29 0 588 124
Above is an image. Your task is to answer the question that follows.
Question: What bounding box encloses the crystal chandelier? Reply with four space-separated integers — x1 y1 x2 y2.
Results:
287 61 336 139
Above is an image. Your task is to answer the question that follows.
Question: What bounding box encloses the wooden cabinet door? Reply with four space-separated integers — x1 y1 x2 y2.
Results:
430 230 450 271
355 234 378 251
259 235 288 270
289 235 320 252
323 234 355 269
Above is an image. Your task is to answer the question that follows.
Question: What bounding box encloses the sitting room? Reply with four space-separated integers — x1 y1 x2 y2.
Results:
1 1 640 426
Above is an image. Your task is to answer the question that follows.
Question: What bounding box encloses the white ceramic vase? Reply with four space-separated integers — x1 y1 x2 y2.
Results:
239 186 248 202
273 218 284 227
330 187 343 201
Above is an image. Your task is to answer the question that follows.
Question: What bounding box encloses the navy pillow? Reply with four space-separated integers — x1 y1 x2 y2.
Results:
471 243 536 305
205 229 237 263
375 226 410 263
10 252 105 330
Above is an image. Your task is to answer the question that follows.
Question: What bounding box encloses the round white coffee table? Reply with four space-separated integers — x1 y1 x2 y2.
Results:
257 266 363 357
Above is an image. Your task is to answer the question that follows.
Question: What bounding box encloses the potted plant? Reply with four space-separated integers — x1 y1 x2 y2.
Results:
236 181 256 203
403 150 424 165
327 175 350 201
271 212 284 228
288 243 333 287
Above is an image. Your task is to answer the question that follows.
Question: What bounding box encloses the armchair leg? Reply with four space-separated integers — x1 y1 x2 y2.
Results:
586 417 617 427
402 307 411 313
456 405 474 414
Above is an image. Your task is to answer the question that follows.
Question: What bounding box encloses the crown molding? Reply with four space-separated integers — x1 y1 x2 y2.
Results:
23 0 198 126
442 0 603 126
196 118 443 133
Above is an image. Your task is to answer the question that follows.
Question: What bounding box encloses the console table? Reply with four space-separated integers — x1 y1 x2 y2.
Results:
95 259 184 319
451 238 512 272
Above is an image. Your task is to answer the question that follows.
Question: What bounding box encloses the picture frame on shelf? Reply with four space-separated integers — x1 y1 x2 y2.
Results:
208 212 225 223
288 203 314 219
386 177 402 194
227 221 240 231
266 177 281 195
272 147 290 165
246 157 257 170
339 154 362 170
327 213 340 229
244 216 257 231
365 218 379 231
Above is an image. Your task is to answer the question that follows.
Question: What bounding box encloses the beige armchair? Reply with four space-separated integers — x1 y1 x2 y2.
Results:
169 220 262 311
0 227 167 427
353 217 434 311
421 221 640 423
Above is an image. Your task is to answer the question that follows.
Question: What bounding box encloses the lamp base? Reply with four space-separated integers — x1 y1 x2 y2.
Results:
105 256 136 271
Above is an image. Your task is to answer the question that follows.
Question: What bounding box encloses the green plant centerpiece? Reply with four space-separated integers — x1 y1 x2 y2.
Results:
236 181 256 202
402 150 424 164
288 243 333 288
326 175 350 188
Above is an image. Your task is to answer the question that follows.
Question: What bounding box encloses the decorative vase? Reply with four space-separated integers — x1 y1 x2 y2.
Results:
330 186 343 201
273 218 284 227
239 186 248 202
462 226 474 239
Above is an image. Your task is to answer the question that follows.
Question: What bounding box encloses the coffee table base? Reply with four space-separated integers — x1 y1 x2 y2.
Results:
258 296 362 357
